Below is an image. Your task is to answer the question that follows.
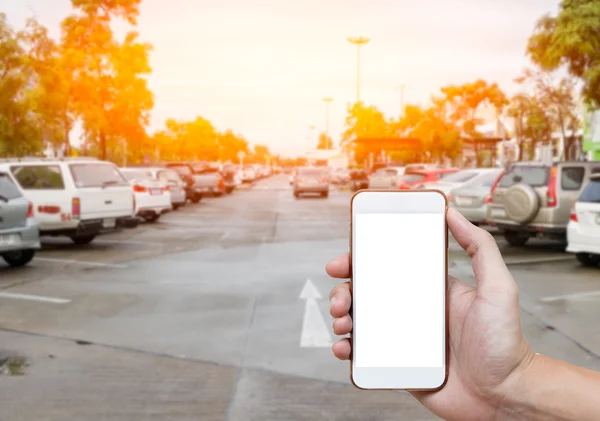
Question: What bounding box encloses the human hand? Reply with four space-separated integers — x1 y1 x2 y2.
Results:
326 207 536 421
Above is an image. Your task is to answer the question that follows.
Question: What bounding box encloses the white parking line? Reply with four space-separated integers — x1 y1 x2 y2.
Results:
540 290 600 303
504 256 574 265
92 239 163 246
35 257 127 268
0 292 71 304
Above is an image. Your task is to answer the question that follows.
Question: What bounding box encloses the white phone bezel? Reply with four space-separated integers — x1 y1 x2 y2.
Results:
350 190 448 390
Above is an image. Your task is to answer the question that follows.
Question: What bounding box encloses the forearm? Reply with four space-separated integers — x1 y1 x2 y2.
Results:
500 354 600 421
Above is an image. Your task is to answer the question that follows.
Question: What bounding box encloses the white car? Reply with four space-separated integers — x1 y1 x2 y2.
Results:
567 175 600 267
368 166 405 189
120 168 172 223
0 158 138 244
128 167 186 209
241 165 257 183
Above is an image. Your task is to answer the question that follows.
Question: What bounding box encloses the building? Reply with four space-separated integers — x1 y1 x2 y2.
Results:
583 108 600 161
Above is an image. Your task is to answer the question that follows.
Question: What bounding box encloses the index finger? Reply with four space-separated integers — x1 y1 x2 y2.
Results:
326 253 350 279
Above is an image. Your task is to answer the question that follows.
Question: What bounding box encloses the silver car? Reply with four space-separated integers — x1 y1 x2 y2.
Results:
449 169 504 225
0 171 40 267
293 167 330 198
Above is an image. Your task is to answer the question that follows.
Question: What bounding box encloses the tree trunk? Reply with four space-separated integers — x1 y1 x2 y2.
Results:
63 116 71 157
99 130 107 160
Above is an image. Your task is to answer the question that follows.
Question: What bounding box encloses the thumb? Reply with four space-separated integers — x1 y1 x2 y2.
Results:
447 207 516 297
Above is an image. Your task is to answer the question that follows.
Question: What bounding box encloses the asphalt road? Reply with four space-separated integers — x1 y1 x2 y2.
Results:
0 174 599 421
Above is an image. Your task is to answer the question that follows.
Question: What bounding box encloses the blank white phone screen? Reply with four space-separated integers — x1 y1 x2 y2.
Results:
354 213 445 368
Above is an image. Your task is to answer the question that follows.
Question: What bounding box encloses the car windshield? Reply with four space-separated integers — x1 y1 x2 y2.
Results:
121 170 154 181
298 168 325 177
0 172 23 200
439 170 478 183
473 171 502 188
70 164 129 188
403 173 426 183
579 179 600 203
498 165 549 188
167 164 192 175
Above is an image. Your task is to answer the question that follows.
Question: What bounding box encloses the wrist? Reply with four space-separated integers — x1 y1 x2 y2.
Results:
494 349 539 421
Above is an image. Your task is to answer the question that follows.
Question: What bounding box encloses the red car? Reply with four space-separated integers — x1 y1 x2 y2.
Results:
398 168 461 190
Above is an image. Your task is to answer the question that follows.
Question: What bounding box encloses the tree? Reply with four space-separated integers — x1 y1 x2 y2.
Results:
61 0 153 160
217 130 249 163
22 18 75 156
527 0 600 106
252 144 271 164
507 91 554 160
316 132 334 149
516 69 581 159
439 79 508 138
0 13 43 156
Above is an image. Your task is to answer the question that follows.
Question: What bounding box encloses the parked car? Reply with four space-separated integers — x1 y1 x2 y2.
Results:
397 168 460 190
487 161 600 246
241 165 257 183
221 164 241 194
0 171 40 267
419 168 502 195
331 168 350 185
120 168 172 223
448 169 504 225
349 169 370 192
0 158 138 245
157 162 202 204
405 163 439 172
293 167 330 198
155 168 187 209
567 174 600 266
188 162 226 197
368 166 405 189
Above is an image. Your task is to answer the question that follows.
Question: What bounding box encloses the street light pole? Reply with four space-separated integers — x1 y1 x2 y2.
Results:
322 97 333 142
347 36 370 103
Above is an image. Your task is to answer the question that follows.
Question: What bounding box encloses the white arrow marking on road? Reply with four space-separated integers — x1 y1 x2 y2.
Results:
300 279 333 348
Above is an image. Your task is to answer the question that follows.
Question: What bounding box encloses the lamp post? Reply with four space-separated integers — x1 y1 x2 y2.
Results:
322 97 333 142
347 36 370 103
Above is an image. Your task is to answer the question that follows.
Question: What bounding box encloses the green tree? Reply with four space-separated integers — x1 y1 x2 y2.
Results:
22 18 76 156
516 69 581 159
61 0 153 160
508 92 554 160
316 132 334 149
0 13 42 156
527 0 600 106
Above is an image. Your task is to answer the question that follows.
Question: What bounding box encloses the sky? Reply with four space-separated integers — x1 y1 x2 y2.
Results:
2 0 560 156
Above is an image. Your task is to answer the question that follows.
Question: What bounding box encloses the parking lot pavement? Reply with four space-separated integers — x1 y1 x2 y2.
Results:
1 174 599 420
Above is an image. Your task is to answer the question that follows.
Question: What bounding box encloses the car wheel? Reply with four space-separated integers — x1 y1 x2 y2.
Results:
576 253 599 267
294 191 300 198
70 235 97 245
2 249 35 267
190 195 202 204
321 191 329 198
503 231 529 247
173 204 180 210
143 213 160 223
225 187 234 194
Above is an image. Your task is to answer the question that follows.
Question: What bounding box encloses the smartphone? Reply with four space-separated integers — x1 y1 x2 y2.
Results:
350 190 448 390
